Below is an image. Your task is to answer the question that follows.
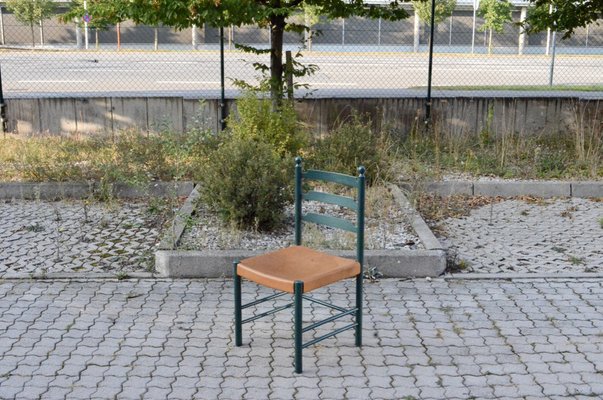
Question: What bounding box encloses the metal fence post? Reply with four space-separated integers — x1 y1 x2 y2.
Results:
220 26 226 131
425 0 437 124
0 63 7 134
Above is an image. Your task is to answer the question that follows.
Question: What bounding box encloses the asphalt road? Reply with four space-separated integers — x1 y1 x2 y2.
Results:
1 49 602 97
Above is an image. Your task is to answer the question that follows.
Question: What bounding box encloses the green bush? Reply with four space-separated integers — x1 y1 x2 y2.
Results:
200 136 291 231
227 93 308 156
310 114 394 185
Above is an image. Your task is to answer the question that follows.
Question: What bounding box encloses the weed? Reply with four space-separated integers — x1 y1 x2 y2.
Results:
23 223 44 232
363 266 383 282
568 256 585 265
115 271 129 280
599 218 603 229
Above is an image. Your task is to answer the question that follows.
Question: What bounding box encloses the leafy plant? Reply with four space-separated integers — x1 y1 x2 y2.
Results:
200 136 291 231
310 113 395 185
227 93 308 157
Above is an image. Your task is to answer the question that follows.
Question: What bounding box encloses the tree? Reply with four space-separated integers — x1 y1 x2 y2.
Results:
524 0 603 38
124 0 409 106
412 0 457 26
478 0 513 54
60 0 130 50
6 0 55 47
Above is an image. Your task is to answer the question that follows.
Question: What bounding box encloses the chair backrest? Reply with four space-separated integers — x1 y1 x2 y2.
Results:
294 156 366 268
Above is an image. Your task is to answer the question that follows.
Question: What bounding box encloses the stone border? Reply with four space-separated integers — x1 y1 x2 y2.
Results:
0 181 194 200
412 180 603 198
155 184 447 278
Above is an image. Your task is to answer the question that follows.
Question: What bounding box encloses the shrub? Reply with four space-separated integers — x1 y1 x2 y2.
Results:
200 136 291 231
310 113 394 185
227 93 308 156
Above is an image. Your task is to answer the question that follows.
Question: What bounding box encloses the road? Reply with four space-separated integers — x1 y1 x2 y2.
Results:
1 49 602 97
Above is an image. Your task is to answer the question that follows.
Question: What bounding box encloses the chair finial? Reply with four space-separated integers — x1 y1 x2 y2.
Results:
358 166 365 177
295 156 302 166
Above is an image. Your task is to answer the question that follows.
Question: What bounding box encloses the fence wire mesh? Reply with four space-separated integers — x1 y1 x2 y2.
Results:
0 5 601 99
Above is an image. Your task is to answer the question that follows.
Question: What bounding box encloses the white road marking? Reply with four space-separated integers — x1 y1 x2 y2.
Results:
156 81 220 84
300 82 357 86
18 80 88 83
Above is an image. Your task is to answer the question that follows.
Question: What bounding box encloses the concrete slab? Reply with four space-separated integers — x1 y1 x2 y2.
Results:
6 98 40 134
74 97 112 134
112 181 194 199
0 181 194 200
571 181 603 198
38 98 78 134
147 97 183 132
111 97 148 131
473 181 571 198
0 182 91 200
423 181 474 197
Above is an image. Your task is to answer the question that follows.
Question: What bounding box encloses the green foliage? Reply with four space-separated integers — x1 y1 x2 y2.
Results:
200 136 290 231
124 0 410 102
478 0 513 33
227 94 308 156
412 0 457 25
60 0 129 27
524 0 603 38
310 114 394 185
478 0 512 53
399 119 602 180
0 129 214 183
6 0 55 46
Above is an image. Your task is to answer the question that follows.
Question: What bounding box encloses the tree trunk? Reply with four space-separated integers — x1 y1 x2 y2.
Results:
154 26 158 50
488 28 493 54
95 28 99 49
269 14 286 109
117 22 121 51
39 20 44 46
30 22 35 47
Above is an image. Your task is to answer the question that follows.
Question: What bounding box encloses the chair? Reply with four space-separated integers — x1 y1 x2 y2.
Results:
233 156 365 373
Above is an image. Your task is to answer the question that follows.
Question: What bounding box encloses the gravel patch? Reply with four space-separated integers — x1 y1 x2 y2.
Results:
441 197 603 274
179 189 422 251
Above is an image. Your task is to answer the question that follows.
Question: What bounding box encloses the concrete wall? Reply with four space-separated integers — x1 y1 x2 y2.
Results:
6 95 601 138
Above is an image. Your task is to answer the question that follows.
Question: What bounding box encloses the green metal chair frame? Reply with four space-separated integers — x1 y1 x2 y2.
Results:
233 157 365 373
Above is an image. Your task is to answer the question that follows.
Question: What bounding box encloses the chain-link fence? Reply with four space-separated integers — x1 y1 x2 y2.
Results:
0 4 601 98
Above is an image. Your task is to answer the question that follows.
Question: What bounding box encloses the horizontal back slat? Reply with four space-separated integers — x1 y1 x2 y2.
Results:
302 212 357 233
303 191 357 211
304 170 357 187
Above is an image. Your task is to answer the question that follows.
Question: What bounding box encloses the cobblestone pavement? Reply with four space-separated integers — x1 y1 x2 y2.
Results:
1 277 602 400
441 197 603 274
0 200 161 277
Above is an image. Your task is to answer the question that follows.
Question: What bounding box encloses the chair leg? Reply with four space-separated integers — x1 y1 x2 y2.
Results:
355 273 362 347
233 261 242 347
294 280 304 373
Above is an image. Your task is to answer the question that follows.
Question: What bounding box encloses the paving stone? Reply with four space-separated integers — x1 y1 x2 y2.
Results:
0 200 161 277
442 198 603 274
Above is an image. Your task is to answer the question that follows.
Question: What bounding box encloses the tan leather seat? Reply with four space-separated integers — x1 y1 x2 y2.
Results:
238 245 361 293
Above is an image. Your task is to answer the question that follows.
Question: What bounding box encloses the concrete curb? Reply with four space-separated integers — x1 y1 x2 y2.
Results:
443 272 603 280
416 180 603 198
155 184 447 278
0 181 194 200
157 185 200 250
0 272 159 280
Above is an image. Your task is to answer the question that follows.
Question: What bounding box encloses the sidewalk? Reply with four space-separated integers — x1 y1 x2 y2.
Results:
1 277 602 399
